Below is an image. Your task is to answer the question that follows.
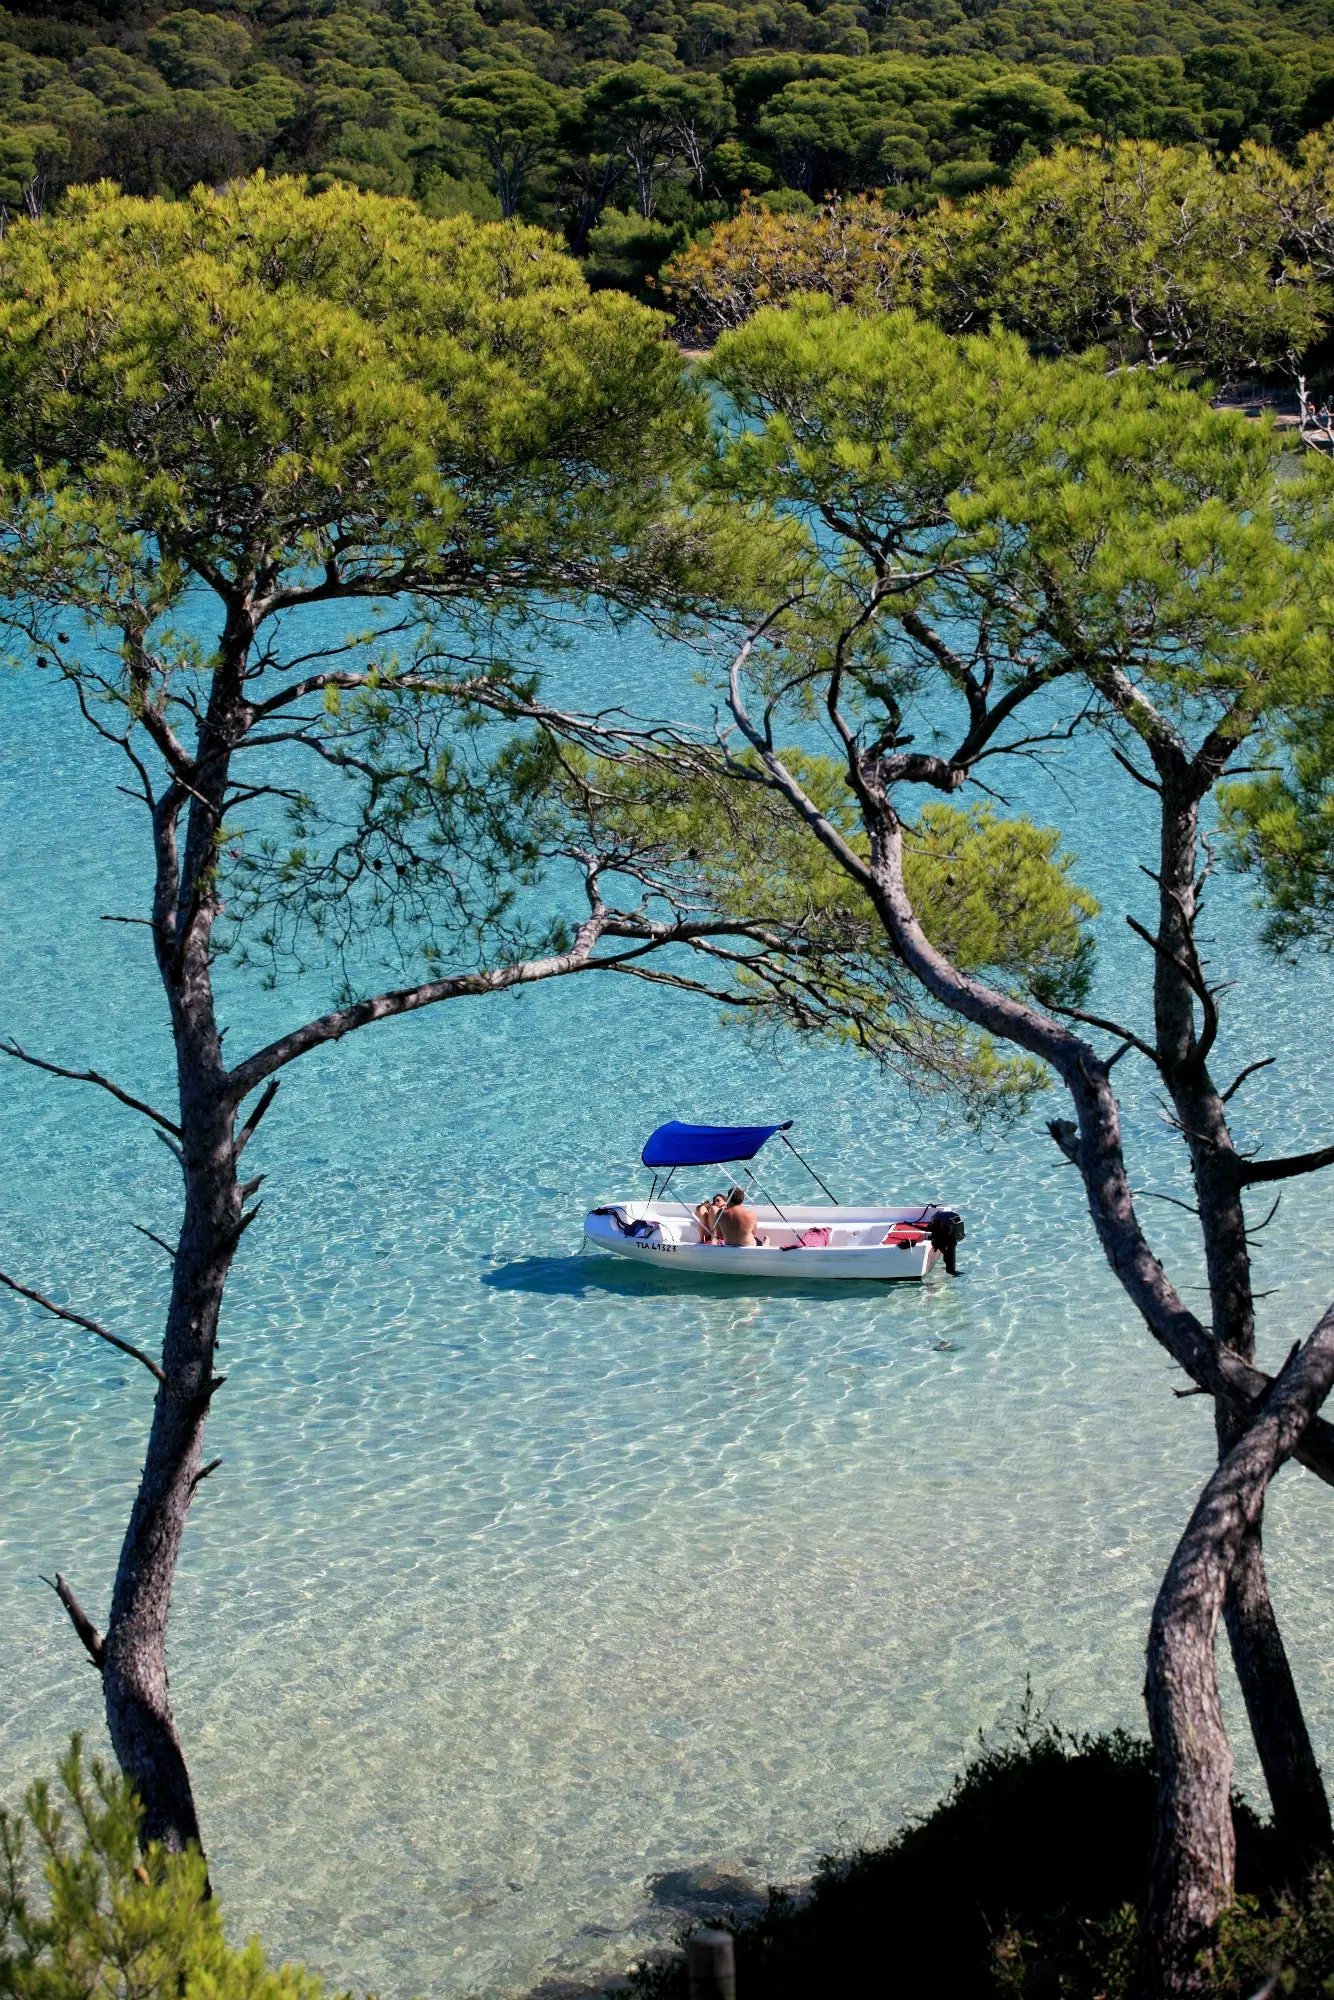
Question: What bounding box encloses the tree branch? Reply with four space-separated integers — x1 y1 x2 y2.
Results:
1221 1057 1276 1104
0 1040 181 1138
1238 1144 1334 1187
1045 1001 1162 1070
1141 1300 1334 1993
40 1572 105 1669
0 1270 165 1382
725 629 879 894
131 1223 176 1263
234 1079 280 1158
856 817 1334 1492
223 907 779 1102
1125 914 1220 1065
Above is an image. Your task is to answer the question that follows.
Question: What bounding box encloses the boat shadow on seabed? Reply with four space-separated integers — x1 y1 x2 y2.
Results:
479 1252 961 1303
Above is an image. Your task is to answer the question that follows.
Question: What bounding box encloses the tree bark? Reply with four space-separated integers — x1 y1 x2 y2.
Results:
96 617 253 1853
1221 1510 1332 1859
1139 1305 1334 1998
1150 758 1331 1860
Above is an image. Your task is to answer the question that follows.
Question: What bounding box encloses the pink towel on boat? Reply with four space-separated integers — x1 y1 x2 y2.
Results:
781 1226 831 1251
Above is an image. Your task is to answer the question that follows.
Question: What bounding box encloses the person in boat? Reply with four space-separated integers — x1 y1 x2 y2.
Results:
694 1194 724 1242
714 1186 759 1247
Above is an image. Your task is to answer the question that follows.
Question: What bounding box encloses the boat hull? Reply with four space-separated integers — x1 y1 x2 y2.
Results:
582 1201 950 1282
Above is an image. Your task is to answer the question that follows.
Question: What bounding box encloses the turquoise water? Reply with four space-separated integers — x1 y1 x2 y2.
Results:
2 619 1333 1998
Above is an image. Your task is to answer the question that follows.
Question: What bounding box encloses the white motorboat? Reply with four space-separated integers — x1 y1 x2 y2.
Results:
583 1121 964 1284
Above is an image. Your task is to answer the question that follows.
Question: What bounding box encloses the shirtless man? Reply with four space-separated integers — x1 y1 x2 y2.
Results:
714 1186 759 1247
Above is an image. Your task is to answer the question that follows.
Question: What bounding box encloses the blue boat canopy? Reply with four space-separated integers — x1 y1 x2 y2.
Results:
641 1120 793 1169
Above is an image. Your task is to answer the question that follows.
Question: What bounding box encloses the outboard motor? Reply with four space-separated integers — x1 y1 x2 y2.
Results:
927 1208 965 1275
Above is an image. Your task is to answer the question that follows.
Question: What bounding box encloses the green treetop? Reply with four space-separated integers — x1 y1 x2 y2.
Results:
441 71 567 218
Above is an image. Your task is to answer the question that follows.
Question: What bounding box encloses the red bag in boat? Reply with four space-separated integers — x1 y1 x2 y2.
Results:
883 1224 928 1246
781 1226 832 1251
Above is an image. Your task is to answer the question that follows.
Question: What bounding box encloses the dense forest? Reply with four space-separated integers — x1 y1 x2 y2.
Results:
9 0 1334 288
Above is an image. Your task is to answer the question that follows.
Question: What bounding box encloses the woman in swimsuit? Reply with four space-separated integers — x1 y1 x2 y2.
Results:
694 1194 725 1243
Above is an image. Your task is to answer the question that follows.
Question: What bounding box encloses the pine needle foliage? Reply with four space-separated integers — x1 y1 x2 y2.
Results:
0 1740 328 2000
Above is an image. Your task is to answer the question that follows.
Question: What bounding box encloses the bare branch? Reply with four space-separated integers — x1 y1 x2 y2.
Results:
190 1458 223 1494
1221 1057 1276 1104
0 1040 181 1138
0 1269 165 1383
40 1572 104 1669
1136 1188 1201 1216
1247 1194 1283 1237
725 625 879 894
131 1223 176 1263
223 907 783 1101
1125 914 1220 1063
234 1079 280 1158
1045 1001 1162 1070
1107 742 1163 793
1239 1143 1334 1187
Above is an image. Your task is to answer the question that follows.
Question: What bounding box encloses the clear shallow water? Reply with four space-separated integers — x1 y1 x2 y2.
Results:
2 619 1334 1999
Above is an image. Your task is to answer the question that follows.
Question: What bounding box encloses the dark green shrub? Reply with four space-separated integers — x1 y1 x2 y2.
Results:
632 1713 1286 2000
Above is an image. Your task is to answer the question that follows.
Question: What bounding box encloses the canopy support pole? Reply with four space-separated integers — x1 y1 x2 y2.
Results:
739 1164 789 1223
778 1132 839 1204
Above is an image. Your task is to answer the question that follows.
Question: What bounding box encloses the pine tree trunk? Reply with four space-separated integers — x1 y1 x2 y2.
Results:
1221 1484 1331 1859
1153 765 1331 1860
1142 1535 1237 1998
97 629 251 1852
1140 1312 1334 1996
102 1152 239 1850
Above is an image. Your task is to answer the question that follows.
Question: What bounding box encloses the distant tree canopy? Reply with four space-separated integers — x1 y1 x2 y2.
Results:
663 130 1334 373
7 0 1334 258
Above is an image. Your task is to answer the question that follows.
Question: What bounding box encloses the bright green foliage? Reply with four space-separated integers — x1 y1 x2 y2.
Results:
585 751 1098 1001
560 743 1095 1113
0 175 735 979
907 805 1098 1010
668 301 1334 1090
670 133 1331 371
1222 706 1334 954
0 175 703 611
923 138 1325 372
703 298 1304 654
0 1740 325 2000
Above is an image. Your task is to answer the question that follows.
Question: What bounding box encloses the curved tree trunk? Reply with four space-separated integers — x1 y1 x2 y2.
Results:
1151 764 1331 1861
1140 1307 1334 1998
